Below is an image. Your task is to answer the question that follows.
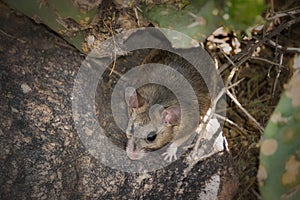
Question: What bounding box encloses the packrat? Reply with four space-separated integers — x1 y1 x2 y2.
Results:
124 51 211 162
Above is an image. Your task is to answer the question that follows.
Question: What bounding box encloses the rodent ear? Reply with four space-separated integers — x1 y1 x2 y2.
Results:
163 105 181 126
125 87 146 108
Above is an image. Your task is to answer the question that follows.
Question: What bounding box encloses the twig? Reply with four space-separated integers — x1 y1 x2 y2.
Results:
225 62 239 88
220 47 241 105
220 16 300 72
266 7 300 20
193 88 225 155
219 40 256 72
269 0 274 15
0 28 26 43
178 14 300 191
103 21 117 76
183 87 226 179
226 90 264 133
267 39 300 53
250 56 285 68
272 53 284 99
227 78 245 90
214 113 248 134
221 46 264 133
181 63 252 182
218 45 241 102
220 45 238 88
134 7 140 26
225 57 264 133
251 188 262 200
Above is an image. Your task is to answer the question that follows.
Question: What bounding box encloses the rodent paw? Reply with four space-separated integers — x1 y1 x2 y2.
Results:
162 146 178 162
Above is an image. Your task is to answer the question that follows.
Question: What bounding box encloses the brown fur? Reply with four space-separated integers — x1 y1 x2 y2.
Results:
125 52 211 160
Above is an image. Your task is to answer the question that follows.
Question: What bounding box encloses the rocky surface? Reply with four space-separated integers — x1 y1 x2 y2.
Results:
0 4 238 199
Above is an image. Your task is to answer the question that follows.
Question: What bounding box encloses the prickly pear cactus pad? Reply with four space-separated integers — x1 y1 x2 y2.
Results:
258 71 300 199
2 0 101 52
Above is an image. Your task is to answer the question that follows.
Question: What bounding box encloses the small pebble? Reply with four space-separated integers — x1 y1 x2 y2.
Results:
21 83 32 93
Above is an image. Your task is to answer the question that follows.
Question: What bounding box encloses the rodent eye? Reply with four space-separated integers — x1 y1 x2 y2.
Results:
146 131 157 143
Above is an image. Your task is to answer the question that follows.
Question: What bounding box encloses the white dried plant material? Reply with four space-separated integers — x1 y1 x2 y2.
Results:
212 27 227 36
219 42 232 54
199 174 220 200
232 37 241 54
86 35 95 48
195 111 228 161
214 131 228 152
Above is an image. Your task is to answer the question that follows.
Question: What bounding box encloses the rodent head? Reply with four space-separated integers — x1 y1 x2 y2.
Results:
125 87 180 160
